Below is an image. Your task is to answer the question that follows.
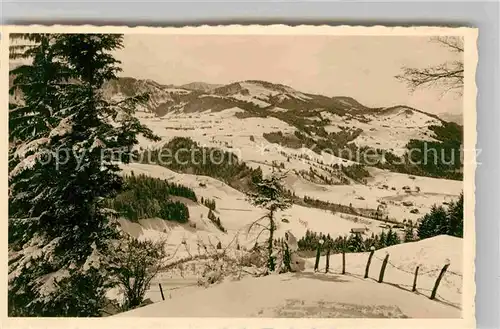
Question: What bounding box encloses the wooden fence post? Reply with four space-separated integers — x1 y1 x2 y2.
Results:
325 247 330 273
412 265 420 292
378 253 389 283
159 283 165 301
342 249 346 274
364 247 376 278
431 261 450 300
341 236 346 274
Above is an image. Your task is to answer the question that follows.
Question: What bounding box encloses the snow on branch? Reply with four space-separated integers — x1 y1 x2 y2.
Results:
14 137 50 159
49 115 74 138
9 153 44 179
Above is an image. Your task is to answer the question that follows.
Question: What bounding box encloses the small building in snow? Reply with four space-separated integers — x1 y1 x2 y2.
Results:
350 227 368 234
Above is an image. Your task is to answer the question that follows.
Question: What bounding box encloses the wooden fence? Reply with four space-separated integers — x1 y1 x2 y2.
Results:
314 247 462 303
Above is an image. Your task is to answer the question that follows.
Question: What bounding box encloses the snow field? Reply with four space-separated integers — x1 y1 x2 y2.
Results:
134 107 461 222
116 234 462 318
110 104 465 318
310 235 463 308
117 273 460 318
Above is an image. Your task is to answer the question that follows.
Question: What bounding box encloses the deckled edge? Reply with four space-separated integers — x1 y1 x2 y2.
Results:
0 24 479 329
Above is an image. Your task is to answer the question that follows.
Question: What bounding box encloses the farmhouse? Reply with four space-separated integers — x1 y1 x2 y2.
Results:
350 227 367 234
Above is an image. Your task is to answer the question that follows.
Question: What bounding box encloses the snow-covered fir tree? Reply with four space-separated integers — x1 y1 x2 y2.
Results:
8 34 158 316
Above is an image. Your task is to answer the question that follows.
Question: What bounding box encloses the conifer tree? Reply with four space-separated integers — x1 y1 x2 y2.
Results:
8 34 158 316
404 220 416 242
347 233 364 252
386 228 400 246
418 205 449 239
247 171 291 273
378 231 387 248
447 193 463 238
417 193 463 239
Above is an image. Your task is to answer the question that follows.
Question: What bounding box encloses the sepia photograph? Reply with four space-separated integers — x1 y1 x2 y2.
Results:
4 25 477 326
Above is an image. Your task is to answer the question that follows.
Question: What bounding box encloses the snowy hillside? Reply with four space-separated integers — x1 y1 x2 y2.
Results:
115 235 462 318
342 106 443 156
180 82 223 92
102 77 458 164
107 80 464 318
101 77 192 116
212 80 313 108
128 106 462 223
118 162 392 255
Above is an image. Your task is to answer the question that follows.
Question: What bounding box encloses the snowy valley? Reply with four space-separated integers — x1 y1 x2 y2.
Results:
8 31 468 321
99 77 464 317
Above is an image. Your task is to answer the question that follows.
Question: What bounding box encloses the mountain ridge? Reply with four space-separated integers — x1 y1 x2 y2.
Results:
104 76 456 124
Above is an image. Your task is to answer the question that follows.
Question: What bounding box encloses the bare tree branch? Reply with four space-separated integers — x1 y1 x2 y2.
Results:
431 36 464 53
396 36 464 95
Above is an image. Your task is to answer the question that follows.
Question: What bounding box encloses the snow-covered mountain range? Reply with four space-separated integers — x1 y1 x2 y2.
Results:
97 76 463 225
102 77 456 156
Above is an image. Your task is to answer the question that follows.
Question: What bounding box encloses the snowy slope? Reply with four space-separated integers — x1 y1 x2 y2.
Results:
116 273 459 318
314 235 463 308
130 106 461 223
98 77 452 161
319 106 443 156
119 162 390 257
287 168 462 223
115 235 462 318
212 80 312 108
180 82 223 92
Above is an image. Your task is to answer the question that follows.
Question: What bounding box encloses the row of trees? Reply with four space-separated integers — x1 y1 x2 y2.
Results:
298 229 403 254
201 197 217 211
340 163 371 183
418 193 463 239
296 193 463 254
208 209 226 233
141 137 263 193
106 174 193 223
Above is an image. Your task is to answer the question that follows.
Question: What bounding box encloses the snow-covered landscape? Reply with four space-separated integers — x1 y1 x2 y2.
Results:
117 236 462 319
99 74 465 318
7 31 471 321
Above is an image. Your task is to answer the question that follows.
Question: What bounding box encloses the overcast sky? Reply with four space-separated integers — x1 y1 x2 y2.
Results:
114 34 463 116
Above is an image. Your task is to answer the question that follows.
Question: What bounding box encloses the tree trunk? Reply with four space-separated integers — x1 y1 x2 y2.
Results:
267 211 276 272
314 243 321 272
325 248 330 273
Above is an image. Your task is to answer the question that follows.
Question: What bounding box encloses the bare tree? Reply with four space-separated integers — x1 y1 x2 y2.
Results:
396 36 464 94
109 236 167 310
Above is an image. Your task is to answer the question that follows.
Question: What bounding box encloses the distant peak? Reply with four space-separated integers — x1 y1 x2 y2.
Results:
180 82 223 92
